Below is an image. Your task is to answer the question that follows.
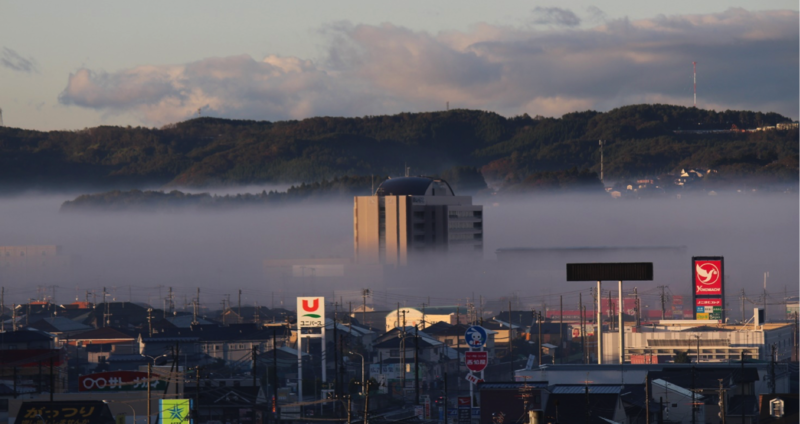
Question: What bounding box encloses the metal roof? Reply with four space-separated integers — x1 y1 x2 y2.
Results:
551 385 623 394
376 177 454 196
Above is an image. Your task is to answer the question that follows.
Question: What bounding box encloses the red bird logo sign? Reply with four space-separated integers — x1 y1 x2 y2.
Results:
694 260 722 295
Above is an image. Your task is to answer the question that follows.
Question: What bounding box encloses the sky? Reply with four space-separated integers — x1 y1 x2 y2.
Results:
1 1 798 131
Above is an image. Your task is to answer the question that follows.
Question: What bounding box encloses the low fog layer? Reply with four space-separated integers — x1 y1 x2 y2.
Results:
0 192 797 318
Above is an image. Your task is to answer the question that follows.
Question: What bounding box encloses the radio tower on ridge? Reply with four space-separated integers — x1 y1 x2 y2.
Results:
692 62 697 107
0 108 4 126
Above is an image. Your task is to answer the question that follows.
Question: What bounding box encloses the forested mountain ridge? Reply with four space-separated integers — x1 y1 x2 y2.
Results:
1 104 796 192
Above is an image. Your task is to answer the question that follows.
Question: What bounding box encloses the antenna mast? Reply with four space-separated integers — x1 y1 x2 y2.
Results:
693 61 697 107
0 107 4 126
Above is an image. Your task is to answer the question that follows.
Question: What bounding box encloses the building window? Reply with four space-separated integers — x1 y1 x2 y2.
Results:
390 349 399 357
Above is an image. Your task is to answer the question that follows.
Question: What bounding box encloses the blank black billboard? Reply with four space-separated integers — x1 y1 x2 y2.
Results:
566 262 654 281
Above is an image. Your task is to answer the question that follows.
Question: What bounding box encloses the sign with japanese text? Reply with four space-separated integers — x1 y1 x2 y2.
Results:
297 296 325 328
78 371 166 392
465 373 483 385
465 351 488 372
16 401 113 424
695 298 722 320
160 399 192 424
694 258 723 295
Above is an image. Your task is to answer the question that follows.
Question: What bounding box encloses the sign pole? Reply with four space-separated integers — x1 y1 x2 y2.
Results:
298 334 303 411
597 281 603 365
619 280 624 365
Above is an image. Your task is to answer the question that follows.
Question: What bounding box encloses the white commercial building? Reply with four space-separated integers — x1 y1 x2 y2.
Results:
600 320 794 364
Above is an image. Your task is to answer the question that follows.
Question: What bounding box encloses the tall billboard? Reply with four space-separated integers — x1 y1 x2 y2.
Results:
297 296 325 328
692 256 725 321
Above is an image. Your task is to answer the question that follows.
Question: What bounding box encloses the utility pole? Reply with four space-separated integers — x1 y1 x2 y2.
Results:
579 292 585 364
718 379 726 424
763 272 769 322
364 380 371 424
559 295 564 364
770 344 776 394
537 311 543 366
102 287 107 327
362 289 370 327
659 286 666 320
239 289 243 323
414 325 420 405
508 300 513 375
741 289 745 323
691 365 696 424
794 312 799 362
645 373 650 424
252 345 258 423
1 287 4 332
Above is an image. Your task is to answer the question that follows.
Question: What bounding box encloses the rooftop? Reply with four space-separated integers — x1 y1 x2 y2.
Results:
376 177 454 196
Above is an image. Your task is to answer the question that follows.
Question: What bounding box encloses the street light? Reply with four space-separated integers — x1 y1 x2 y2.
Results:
397 334 415 396
349 351 365 394
142 354 169 424
103 400 137 424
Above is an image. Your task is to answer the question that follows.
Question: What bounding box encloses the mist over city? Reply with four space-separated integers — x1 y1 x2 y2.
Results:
1 1 798 423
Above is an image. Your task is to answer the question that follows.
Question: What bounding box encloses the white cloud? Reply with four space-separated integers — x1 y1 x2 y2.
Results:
58 8 799 125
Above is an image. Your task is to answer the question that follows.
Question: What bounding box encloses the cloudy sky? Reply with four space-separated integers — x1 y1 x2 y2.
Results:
1 1 797 130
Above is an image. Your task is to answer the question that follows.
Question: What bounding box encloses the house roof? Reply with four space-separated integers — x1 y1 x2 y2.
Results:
28 317 93 333
649 366 758 389
71 327 139 341
374 334 440 350
143 324 290 343
0 329 54 344
544 393 621 424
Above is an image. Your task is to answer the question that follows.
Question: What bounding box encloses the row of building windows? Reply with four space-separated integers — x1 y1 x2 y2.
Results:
448 221 482 229
449 233 483 241
448 210 481 218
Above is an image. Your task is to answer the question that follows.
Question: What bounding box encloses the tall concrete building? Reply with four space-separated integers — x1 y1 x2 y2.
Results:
354 177 483 266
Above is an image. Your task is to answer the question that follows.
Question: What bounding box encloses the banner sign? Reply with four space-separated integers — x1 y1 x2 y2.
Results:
160 399 192 424
79 371 166 392
297 297 325 328
16 401 114 424
695 298 722 320
693 259 723 296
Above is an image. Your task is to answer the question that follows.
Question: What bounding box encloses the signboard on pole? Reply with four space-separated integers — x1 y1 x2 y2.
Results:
692 256 725 321
297 296 325 328
79 371 166 392
465 351 488 372
694 259 723 296
160 399 192 424
457 397 471 424
464 326 487 348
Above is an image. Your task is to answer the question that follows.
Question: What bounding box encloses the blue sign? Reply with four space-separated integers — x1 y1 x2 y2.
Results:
472 408 481 417
696 306 704 313
465 325 487 348
448 408 458 417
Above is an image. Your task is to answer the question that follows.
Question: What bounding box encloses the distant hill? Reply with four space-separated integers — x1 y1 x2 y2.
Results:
1 104 796 192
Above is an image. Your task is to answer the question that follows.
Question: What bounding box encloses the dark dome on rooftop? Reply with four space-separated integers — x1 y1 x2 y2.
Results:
375 177 454 196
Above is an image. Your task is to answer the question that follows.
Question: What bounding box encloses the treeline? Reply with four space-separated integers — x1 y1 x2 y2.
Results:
59 175 383 211
2 104 797 192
